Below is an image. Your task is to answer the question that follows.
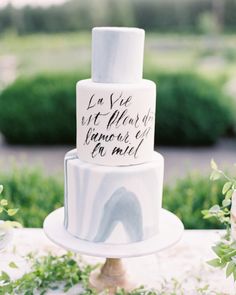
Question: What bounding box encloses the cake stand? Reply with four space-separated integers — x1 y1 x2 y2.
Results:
44 207 184 293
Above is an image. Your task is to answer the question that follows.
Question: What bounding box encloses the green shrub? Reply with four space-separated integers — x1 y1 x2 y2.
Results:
0 71 234 145
0 167 63 227
152 72 234 145
0 72 86 144
163 172 226 229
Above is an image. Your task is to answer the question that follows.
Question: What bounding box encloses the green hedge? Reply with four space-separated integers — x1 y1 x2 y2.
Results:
0 73 87 144
154 72 234 145
0 71 234 145
0 167 226 229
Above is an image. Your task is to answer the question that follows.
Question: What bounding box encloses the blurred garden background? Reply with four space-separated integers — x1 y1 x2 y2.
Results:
0 0 236 229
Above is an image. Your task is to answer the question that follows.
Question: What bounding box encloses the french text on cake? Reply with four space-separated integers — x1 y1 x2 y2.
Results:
87 92 132 111
81 92 155 160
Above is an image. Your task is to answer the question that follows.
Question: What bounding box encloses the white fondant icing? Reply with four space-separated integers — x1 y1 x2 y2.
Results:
76 79 156 166
64 149 164 245
63 27 165 247
92 27 145 83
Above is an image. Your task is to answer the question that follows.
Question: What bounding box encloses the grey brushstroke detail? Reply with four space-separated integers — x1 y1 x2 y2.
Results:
86 173 126 239
93 187 143 243
70 164 82 232
64 151 77 228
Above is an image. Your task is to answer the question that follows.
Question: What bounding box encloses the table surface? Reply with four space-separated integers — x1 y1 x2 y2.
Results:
0 229 234 294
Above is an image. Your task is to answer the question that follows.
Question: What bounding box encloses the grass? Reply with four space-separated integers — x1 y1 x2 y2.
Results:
0 31 91 76
1 32 236 80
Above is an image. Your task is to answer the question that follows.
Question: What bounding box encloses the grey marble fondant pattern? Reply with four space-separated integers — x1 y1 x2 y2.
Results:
64 150 164 244
93 187 143 243
86 172 126 240
64 152 77 228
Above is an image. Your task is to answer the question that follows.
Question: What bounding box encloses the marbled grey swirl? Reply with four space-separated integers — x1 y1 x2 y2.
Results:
93 187 143 243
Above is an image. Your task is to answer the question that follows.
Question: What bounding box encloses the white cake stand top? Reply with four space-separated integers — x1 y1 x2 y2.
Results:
43 207 184 258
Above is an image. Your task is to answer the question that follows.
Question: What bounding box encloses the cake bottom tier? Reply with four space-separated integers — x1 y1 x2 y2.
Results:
64 149 164 245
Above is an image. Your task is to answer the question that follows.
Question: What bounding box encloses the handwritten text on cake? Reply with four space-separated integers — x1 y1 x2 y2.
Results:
81 92 155 159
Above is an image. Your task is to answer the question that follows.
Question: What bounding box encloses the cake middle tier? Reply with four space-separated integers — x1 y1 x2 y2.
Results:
64 149 164 245
76 79 156 166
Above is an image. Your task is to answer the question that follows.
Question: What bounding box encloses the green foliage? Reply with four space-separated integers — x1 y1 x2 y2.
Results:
0 251 214 294
0 167 63 227
0 252 95 294
202 160 236 281
207 239 236 280
1 0 236 34
0 184 19 220
153 72 234 145
202 159 236 226
0 72 87 144
0 71 234 146
163 172 227 229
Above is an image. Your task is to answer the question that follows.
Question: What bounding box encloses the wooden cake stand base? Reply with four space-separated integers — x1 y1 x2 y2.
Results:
89 258 136 293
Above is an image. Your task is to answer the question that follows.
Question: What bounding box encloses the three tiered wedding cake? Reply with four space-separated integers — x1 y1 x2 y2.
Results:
64 27 164 245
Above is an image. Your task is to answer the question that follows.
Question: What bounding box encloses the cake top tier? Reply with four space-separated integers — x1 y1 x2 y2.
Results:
92 27 145 84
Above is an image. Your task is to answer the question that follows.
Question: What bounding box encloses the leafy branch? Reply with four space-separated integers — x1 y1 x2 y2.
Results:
0 184 21 244
0 252 95 295
202 160 236 228
0 185 18 218
202 160 236 281
0 252 213 295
